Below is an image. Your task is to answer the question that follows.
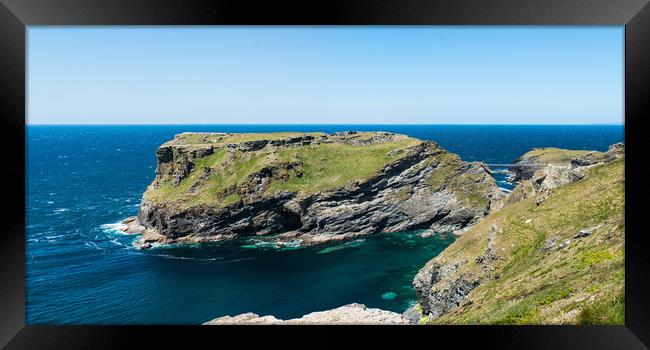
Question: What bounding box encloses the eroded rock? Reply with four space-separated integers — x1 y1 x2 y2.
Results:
505 144 625 205
125 132 503 248
204 303 409 325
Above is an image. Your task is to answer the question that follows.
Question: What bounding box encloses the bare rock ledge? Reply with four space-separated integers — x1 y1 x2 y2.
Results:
204 304 409 325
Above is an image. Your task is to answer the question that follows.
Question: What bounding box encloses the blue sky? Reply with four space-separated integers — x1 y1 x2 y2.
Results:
27 26 623 125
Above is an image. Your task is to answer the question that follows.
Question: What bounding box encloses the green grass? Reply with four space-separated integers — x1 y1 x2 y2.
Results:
222 193 241 206
422 158 624 325
195 151 274 204
461 190 490 208
491 301 540 325
144 148 275 207
418 315 432 325
537 285 573 306
425 153 460 189
423 153 493 209
521 147 596 165
193 149 227 169
490 284 572 325
577 249 615 269
266 139 421 193
577 291 624 325
144 149 227 204
145 133 423 207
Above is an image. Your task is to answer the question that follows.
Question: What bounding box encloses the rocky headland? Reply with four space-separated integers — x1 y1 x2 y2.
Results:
505 143 624 205
508 145 622 183
210 143 625 325
408 143 625 324
121 131 502 249
121 133 624 325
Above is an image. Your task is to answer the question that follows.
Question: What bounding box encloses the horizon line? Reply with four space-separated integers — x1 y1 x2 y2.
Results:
25 122 625 126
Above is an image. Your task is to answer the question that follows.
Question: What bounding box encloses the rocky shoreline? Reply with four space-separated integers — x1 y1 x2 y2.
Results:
118 133 624 325
120 131 502 249
204 303 409 325
409 143 625 324
197 142 624 325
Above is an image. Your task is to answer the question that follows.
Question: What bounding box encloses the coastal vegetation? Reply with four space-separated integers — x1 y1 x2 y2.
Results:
266 139 420 193
412 147 624 325
128 131 500 249
517 147 593 164
144 132 421 207
125 132 624 325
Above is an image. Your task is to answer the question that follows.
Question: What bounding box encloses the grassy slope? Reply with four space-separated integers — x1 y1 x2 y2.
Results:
520 147 595 164
424 158 624 325
144 133 422 208
267 139 420 193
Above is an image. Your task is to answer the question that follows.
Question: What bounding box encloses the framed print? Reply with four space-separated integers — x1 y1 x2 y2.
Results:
1 0 649 348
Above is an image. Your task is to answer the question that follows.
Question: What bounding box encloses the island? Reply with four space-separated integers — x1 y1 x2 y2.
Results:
120 131 503 248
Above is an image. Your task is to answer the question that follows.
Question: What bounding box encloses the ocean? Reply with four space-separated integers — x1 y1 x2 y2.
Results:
26 124 624 324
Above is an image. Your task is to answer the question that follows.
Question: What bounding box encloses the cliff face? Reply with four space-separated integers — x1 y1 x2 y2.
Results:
410 144 624 325
128 131 502 248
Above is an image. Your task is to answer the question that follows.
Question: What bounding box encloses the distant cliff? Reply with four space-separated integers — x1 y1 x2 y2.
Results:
123 131 502 248
508 146 620 183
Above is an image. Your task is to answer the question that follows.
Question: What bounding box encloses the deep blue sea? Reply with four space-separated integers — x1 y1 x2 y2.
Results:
26 124 624 324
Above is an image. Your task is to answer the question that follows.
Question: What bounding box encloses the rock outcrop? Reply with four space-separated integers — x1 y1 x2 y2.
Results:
204 303 409 325
411 143 625 325
505 143 624 205
123 131 502 248
509 145 621 183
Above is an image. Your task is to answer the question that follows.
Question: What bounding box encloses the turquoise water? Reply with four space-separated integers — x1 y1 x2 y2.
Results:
26 124 623 324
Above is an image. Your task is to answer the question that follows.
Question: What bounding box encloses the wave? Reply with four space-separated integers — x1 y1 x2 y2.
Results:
110 238 125 246
241 238 303 251
93 221 145 252
143 241 202 250
198 257 226 262
217 257 255 264
317 239 365 254
84 241 104 250
151 254 195 260
100 222 129 234
149 253 232 263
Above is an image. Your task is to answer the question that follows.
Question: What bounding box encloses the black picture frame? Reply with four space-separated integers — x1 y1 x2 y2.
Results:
1 0 649 348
